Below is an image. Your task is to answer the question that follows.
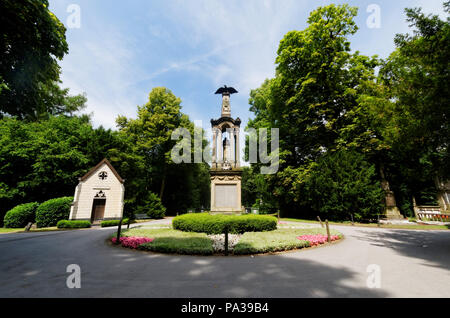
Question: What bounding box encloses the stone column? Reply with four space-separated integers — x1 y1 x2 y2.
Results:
235 127 240 168
230 128 235 167
212 128 217 168
218 129 223 169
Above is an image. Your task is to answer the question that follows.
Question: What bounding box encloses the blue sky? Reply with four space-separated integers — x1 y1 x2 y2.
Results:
48 0 446 163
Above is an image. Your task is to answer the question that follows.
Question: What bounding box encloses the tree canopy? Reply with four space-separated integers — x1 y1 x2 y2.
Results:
244 2 450 219
0 0 86 120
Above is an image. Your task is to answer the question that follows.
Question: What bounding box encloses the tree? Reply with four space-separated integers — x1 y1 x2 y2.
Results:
0 115 124 225
290 150 383 221
246 4 381 217
358 1 450 214
0 0 86 119
116 87 210 215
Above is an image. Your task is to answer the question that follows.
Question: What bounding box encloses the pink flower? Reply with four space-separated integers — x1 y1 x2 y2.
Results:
296 234 340 246
112 236 154 249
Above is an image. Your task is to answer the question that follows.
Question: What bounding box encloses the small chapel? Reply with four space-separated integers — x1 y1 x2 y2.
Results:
210 86 243 213
69 158 125 223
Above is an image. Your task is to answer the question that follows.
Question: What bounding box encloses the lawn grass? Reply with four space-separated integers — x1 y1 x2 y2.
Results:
281 218 450 230
119 227 214 255
0 228 24 234
0 226 87 234
234 228 342 255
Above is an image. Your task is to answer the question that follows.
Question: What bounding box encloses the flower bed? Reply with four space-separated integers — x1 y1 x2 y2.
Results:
111 227 343 255
111 236 154 249
297 234 340 246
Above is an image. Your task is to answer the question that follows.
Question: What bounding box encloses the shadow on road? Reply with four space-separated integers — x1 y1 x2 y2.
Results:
350 228 450 271
0 229 389 297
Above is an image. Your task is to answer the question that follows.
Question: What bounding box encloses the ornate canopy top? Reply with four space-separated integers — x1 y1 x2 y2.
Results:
210 117 241 127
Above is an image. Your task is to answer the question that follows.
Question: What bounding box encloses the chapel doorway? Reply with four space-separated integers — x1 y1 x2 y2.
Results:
91 199 106 223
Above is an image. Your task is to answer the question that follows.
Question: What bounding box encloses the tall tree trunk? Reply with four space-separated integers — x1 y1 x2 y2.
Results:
159 170 166 201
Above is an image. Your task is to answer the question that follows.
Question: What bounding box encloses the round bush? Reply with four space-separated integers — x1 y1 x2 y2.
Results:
57 220 91 229
173 213 277 234
3 202 40 228
36 197 73 228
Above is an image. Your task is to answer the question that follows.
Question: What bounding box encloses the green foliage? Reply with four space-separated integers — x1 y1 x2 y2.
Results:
172 213 277 234
245 2 449 220
134 192 166 219
296 150 384 221
233 228 342 255
0 0 86 119
57 220 91 229
0 116 125 225
116 87 210 215
100 218 131 227
358 1 450 214
246 4 381 218
3 202 39 228
35 197 73 228
241 166 277 212
123 228 214 255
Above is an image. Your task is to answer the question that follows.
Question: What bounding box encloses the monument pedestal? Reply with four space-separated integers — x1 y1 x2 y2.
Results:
210 169 243 213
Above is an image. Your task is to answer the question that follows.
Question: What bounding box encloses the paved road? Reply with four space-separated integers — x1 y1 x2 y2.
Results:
0 220 449 297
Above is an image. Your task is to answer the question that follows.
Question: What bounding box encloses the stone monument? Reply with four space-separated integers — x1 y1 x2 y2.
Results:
380 165 404 219
210 86 243 213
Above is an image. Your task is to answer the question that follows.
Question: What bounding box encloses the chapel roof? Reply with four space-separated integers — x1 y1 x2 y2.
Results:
79 158 125 183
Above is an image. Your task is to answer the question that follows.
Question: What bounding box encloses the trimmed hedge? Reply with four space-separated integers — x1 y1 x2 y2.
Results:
57 220 91 229
101 218 132 227
172 213 277 234
3 202 40 228
35 197 73 228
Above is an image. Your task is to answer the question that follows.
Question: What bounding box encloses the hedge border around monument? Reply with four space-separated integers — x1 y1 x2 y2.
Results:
3 202 40 228
172 213 278 234
101 218 132 227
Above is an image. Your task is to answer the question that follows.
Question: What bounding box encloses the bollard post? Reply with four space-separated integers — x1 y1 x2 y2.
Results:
224 226 229 256
351 214 354 226
115 218 123 245
277 210 280 222
325 220 331 243
317 216 324 228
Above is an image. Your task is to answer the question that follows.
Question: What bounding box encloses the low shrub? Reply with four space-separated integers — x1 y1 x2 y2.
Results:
57 220 91 229
101 218 132 227
35 197 73 228
173 213 277 234
111 236 154 248
296 234 340 246
3 202 40 228
135 192 166 219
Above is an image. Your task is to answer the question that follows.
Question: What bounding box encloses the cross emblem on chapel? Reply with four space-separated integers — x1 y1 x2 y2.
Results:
98 171 108 180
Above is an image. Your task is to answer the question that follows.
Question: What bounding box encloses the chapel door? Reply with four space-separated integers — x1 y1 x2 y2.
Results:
91 199 106 222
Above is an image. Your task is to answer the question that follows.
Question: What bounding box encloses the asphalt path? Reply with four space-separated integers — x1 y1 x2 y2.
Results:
0 219 449 297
